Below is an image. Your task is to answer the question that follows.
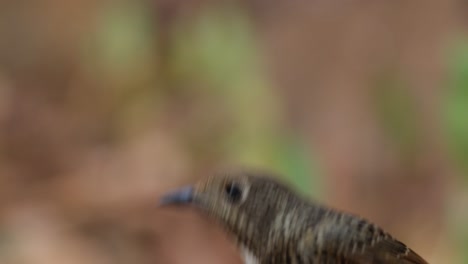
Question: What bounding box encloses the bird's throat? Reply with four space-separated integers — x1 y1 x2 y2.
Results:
240 246 259 264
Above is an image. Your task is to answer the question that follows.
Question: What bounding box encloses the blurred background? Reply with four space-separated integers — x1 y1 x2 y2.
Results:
0 0 467 263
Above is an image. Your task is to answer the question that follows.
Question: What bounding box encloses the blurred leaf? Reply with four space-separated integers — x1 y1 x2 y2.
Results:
462 236 468 264
169 5 321 196
373 70 420 159
271 136 322 198
84 1 157 81
445 37 468 180
171 5 260 89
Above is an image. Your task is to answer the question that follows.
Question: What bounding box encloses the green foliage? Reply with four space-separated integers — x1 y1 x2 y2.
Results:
445 38 468 180
373 70 420 160
462 235 468 264
270 136 322 198
87 1 157 77
170 5 261 90
169 5 321 197
445 37 468 264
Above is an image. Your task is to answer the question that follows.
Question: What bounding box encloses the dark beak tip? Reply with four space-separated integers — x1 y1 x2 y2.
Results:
158 186 194 207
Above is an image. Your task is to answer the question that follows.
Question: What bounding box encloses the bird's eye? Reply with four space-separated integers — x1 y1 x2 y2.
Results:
224 182 242 203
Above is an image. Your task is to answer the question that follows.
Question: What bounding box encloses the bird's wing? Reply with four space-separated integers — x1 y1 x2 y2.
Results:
340 235 429 264
299 214 429 264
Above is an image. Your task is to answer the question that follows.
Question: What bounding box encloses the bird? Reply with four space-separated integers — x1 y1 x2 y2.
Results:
159 169 429 264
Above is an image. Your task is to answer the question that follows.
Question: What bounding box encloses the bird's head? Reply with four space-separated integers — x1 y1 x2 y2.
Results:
159 170 297 248
160 171 252 219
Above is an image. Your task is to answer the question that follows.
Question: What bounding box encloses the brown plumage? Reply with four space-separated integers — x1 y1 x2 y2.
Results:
159 170 429 264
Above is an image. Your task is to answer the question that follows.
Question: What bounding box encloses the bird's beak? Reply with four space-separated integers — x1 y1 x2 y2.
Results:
159 186 194 206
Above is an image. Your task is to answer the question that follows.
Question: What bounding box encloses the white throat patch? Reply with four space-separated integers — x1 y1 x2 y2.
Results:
240 246 259 264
